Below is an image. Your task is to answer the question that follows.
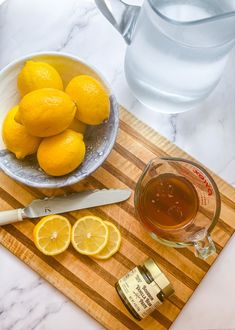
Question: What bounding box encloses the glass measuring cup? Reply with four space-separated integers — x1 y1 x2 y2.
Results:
134 157 221 259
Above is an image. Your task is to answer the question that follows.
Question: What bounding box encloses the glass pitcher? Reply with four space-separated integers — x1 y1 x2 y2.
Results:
95 0 235 113
134 157 221 259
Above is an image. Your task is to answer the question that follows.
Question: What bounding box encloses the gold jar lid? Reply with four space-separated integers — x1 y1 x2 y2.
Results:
144 259 174 297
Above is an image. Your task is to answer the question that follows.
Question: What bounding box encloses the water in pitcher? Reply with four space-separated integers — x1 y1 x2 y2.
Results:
125 0 230 113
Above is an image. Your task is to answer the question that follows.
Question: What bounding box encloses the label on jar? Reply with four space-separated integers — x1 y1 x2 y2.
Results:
118 267 162 319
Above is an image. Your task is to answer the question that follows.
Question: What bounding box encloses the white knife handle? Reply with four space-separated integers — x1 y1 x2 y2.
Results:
0 209 24 226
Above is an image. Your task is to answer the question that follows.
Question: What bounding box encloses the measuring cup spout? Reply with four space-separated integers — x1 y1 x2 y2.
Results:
95 0 140 44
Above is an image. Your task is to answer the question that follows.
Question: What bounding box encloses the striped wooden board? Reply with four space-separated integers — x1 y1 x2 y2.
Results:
0 108 235 330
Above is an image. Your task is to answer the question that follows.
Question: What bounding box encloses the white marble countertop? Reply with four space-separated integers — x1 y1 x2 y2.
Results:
1 0 235 329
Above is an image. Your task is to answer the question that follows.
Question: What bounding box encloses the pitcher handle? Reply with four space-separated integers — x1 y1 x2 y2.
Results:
193 234 216 260
95 0 140 44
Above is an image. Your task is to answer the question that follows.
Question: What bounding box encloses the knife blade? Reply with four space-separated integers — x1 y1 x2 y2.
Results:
0 189 131 226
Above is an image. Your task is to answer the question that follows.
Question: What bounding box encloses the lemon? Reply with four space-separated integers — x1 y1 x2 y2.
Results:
37 129 85 176
71 216 108 255
2 105 41 159
18 61 63 96
65 75 110 125
93 221 121 260
33 215 71 256
69 118 86 134
17 88 76 137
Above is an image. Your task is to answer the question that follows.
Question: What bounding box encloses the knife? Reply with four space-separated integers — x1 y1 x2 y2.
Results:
0 189 131 226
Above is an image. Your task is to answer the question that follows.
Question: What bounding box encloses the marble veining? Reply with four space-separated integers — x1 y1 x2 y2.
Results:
0 278 66 330
1 0 235 329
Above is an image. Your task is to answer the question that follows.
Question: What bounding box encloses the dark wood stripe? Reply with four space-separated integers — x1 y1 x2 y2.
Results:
221 194 235 214
114 143 146 171
120 120 167 158
168 295 184 310
22 183 45 199
217 219 234 236
87 175 136 217
0 187 24 209
68 246 117 285
3 224 144 330
102 162 136 190
174 248 210 273
214 242 222 254
151 310 172 329
197 206 233 239
114 251 136 270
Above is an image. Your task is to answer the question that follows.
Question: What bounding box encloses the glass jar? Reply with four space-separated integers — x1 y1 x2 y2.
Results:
115 259 174 320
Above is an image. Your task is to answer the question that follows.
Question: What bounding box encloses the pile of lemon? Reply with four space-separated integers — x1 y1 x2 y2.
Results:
2 61 110 176
33 214 121 260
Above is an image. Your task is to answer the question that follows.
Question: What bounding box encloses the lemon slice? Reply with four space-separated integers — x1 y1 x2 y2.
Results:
71 216 108 255
33 215 71 256
93 221 121 260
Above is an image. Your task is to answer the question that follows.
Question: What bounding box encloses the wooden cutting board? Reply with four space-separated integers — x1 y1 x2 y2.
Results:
0 108 235 330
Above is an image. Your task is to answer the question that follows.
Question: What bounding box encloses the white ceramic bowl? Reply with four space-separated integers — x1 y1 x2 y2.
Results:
0 52 119 188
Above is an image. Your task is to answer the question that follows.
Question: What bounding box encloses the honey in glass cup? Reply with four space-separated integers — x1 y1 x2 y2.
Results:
134 157 221 259
138 173 199 229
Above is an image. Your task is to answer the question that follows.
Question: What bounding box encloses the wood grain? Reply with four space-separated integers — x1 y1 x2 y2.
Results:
0 107 235 330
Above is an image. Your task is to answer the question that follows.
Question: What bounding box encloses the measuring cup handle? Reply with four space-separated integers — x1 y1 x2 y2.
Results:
193 234 216 259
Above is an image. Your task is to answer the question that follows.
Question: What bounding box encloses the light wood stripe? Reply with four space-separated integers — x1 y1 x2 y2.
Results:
0 107 235 330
